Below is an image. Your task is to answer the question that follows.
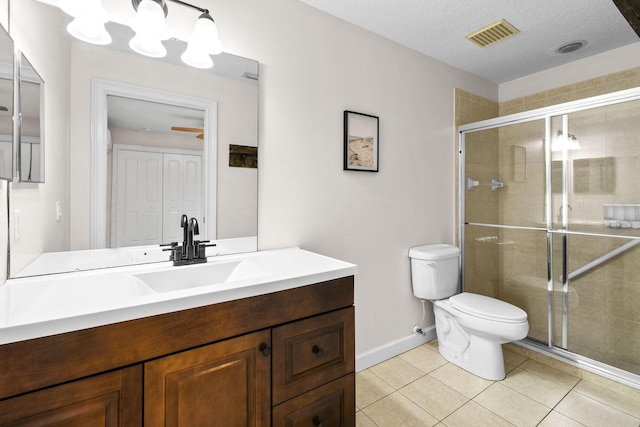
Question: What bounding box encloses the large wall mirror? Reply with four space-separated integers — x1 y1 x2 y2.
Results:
9 0 258 277
18 52 45 183
0 23 14 180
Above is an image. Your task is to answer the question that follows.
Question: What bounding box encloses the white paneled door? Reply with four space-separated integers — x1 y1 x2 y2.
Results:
112 146 202 247
163 153 202 243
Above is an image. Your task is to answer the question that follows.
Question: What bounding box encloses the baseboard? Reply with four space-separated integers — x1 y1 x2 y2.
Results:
355 325 437 372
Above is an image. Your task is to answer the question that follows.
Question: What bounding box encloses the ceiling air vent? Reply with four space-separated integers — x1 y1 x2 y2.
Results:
466 19 520 48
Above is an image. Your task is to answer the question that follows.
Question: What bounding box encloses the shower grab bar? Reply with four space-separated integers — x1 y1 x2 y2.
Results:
466 176 504 191
567 239 640 281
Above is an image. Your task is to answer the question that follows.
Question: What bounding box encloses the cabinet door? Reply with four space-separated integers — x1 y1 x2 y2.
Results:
145 329 271 427
272 374 355 427
0 365 142 426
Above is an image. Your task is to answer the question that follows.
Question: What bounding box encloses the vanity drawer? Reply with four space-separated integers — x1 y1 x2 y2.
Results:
272 373 355 427
272 307 354 404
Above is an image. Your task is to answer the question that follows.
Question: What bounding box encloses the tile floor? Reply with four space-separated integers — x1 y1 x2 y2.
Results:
356 341 640 426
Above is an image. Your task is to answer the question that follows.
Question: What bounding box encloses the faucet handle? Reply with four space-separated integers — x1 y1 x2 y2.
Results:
160 242 178 250
160 242 182 262
193 240 218 258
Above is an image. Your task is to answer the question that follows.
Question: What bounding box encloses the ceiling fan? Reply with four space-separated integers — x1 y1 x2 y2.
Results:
171 126 204 139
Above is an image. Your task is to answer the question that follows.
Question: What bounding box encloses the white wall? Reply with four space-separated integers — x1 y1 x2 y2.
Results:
8 1 70 274
220 0 497 360
3 0 500 365
500 42 640 101
0 0 7 281
2 0 499 363
1 0 635 366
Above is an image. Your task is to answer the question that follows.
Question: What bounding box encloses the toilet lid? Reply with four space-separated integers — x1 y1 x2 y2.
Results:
449 293 527 323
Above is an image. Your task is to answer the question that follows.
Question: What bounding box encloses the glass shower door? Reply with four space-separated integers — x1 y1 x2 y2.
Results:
550 101 640 375
462 119 551 345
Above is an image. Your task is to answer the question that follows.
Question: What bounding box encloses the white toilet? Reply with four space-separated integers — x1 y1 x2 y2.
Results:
409 244 529 380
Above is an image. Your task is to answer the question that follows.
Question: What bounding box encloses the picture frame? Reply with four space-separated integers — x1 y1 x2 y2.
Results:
344 110 379 172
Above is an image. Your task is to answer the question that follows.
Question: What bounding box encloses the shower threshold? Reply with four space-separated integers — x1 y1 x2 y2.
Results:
515 338 640 391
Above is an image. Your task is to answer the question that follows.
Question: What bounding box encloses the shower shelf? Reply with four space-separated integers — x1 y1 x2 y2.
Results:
603 203 640 229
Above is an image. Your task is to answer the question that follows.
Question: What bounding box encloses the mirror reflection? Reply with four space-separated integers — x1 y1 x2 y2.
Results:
0 23 13 180
10 0 258 278
104 92 209 248
19 53 44 183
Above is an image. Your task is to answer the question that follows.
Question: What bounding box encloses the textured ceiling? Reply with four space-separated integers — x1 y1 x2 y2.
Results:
299 0 640 83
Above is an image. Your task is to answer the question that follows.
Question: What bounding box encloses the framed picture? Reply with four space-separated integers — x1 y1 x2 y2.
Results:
344 110 379 172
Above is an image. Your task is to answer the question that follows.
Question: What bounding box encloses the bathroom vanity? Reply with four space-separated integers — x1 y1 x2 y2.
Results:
0 248 356 426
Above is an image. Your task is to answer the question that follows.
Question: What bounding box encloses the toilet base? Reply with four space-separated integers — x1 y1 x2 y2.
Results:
433 302 523 381
436 332 506 380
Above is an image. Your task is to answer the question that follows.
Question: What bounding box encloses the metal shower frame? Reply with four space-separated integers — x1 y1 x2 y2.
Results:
457 85 640 389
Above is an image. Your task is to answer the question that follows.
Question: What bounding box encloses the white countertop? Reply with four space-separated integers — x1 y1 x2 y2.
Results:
0 248 357 345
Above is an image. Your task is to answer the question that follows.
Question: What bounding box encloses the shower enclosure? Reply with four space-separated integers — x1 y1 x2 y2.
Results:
458 87 640 387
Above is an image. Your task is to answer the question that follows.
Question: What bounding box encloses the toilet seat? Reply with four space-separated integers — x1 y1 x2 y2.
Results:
448 292 527 323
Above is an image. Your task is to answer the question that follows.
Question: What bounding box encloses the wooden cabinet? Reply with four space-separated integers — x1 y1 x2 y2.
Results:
0 366 141 426
145 330 271 427
272 374 355 427
272 308 355 426
0 276 355 427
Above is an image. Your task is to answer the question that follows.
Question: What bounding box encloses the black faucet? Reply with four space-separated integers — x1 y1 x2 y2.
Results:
187 217 199 253
162 214 216 266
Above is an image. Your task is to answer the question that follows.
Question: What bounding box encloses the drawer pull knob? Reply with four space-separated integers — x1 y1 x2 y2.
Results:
312 416 324 427
312 345 324 357
259 343 271 356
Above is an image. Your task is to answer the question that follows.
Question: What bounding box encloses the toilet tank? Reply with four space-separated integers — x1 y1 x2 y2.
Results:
409 244 460 300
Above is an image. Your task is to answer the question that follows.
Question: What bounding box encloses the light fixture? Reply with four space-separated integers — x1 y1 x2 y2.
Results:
552 131 582 151
129 0 171 58
554 40 587 55
58 0 224 68
180 12 223 68
58 0 112 45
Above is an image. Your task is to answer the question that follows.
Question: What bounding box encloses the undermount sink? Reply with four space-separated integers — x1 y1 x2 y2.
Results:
133 260 266 293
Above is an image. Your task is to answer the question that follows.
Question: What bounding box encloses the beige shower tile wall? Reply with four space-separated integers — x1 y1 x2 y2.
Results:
455 89 498 125
454 89 499 296
496 119 546 228
500 66 640 115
